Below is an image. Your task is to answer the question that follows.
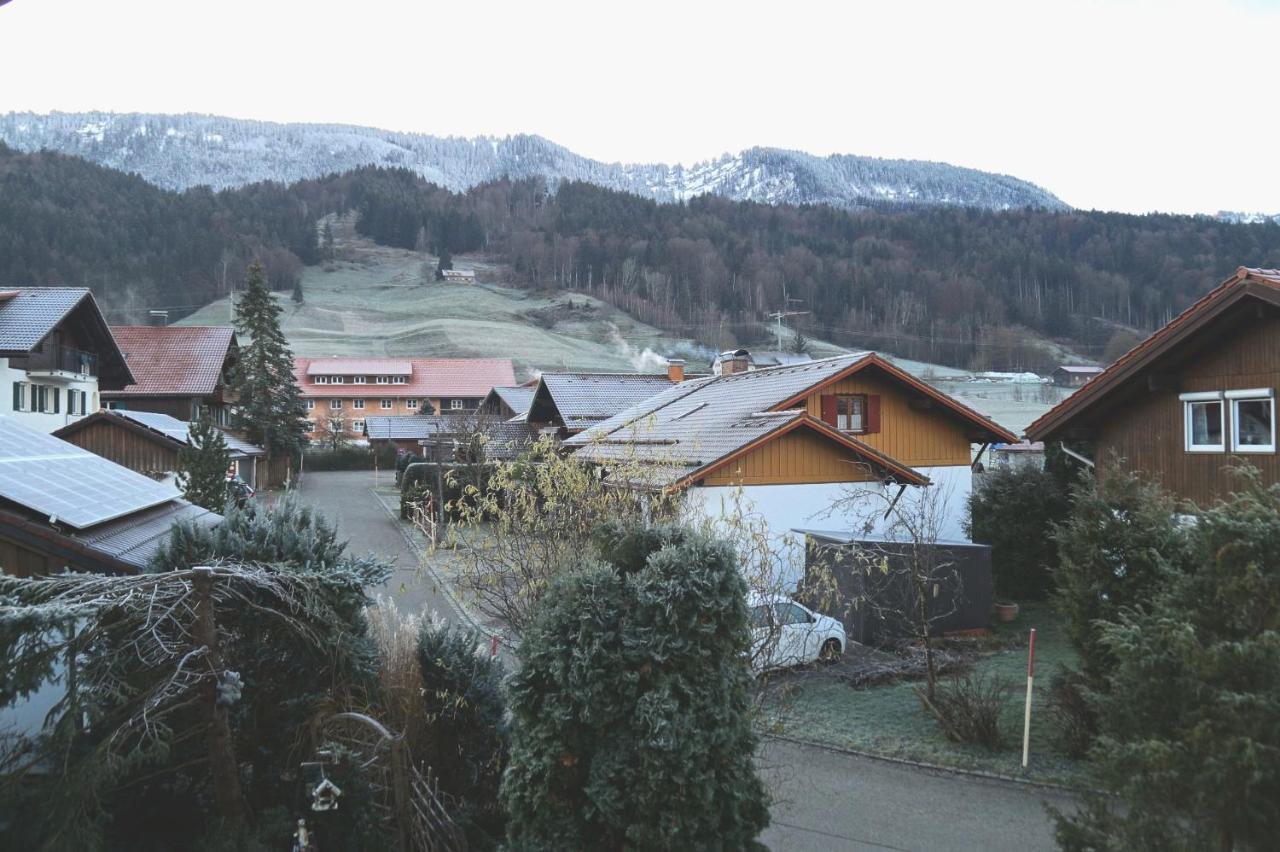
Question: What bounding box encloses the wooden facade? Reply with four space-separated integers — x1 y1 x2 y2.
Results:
799 373 974 468
61 416 179 477
1028 269 1280 509
703 428 883 486
1093 306 1280 506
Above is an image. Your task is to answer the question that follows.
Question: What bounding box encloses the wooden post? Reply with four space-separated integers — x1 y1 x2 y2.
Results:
191 567 247 827
1022 627 1037 769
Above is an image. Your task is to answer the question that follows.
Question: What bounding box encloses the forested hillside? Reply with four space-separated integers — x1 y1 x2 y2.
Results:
5 146 1280 369
0 142 317 321
338 170 1280 368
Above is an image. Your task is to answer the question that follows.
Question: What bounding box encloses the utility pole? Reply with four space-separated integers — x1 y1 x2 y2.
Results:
768 291 808 351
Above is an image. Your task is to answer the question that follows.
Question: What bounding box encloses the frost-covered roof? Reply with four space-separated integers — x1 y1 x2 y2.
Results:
527 373 677 432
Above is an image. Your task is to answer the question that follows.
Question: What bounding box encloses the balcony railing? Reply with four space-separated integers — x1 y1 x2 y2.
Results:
26 344 98 378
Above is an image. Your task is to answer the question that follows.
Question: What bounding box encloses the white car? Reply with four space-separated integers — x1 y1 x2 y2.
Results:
748 593 846 673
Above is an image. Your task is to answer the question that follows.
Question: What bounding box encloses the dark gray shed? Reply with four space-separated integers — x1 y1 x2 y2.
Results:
798 530 993 645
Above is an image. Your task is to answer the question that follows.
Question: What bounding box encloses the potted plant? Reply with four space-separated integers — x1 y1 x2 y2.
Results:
993 601 1020 622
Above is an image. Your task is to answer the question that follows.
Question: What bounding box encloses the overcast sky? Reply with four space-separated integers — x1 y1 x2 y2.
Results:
1 0 1277 214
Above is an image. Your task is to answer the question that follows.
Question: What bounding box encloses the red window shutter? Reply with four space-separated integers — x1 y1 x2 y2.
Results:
820 395 837 427
866 395 881 433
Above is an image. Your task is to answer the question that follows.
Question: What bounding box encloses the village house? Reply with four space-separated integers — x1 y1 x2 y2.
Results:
102 325 239 425
1027 267 1280 507
54 409 266 489
478 383 537 421
0 288 133 432
0 417 219 577
525 362 686 438
293 356 516 441
566 352 1016 587
1052 364 1104 388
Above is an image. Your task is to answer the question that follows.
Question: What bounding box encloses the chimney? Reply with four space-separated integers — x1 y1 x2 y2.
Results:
148 310 169 327
720 349 750 376
666 358 685 383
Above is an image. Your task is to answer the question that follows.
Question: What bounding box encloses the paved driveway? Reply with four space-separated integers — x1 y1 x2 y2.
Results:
759 738 1073 851
296 469 462 623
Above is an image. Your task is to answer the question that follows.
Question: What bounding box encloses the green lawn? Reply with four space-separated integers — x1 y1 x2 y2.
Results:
764 602 1093 786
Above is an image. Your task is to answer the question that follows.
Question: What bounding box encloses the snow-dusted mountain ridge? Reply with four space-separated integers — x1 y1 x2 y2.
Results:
0 111 1067 211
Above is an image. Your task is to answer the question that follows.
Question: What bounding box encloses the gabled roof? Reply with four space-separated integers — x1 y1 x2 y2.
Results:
484 385 536 418
1055 365 1103 374
105 325 237 397
1027 267 1280 441
527 372 677 432
294 357 516 399
0 288 94 353
56 410 263 459
0 288 133 386
564 352 1011 489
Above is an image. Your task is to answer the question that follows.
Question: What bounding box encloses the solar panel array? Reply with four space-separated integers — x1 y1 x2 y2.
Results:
115 409 190 443
0 417 180 530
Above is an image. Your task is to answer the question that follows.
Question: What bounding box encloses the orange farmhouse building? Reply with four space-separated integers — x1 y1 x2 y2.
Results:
293 356 516 441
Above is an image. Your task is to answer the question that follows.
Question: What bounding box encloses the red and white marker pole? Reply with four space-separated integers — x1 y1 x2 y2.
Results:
1021 627 1037 769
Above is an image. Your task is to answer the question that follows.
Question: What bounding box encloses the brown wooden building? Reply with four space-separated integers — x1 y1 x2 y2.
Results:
54 409 266 488
1027 267 1280 507
102 326 239 424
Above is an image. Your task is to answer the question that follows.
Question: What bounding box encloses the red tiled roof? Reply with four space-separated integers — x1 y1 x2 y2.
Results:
294 357 517 399
1026 267 1280 440
105 326 236 397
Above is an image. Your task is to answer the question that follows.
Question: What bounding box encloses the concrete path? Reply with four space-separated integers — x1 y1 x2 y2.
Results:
759 738 1074 851
295 469 463 624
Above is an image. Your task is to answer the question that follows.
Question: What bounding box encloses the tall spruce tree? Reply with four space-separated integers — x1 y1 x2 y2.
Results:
177 417 232 511
502 525 770 849
231 261 307 478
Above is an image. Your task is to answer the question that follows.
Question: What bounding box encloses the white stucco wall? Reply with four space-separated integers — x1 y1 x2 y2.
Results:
682 465 974 591
1 357 101 433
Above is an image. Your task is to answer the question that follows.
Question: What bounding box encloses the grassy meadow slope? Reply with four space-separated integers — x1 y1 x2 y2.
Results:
179 218 1065 433
179 222 701 379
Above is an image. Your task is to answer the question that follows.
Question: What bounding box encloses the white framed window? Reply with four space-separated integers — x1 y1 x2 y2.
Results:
315 376 329 385
305 419 316 431
1228 388 1275 453
392 375 407 385
351 420 365 433
406 398 419 410
353 375 367 384
381 399 393 410
353 399 365 409
1181 391 1224 452
376 376 389 385
836 395 865 432
450 399 464 410
332 376 345 384
306 399 315 410
330 399 343 410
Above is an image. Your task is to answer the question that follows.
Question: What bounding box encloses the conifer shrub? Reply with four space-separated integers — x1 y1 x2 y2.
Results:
1053 467 1280 849
416 620 507 845
1051 466 1189 679
501 525 770 850
967 464 1069 600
